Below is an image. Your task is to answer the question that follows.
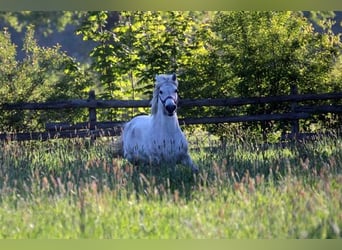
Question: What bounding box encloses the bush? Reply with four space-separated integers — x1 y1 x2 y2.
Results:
0 26 93 131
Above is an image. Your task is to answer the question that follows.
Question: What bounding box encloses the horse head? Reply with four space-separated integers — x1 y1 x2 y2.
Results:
151 73 179 116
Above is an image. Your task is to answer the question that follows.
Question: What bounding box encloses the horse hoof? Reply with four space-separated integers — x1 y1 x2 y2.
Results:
192 166 199 174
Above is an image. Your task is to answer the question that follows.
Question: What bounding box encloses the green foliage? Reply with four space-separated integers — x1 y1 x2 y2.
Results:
210 11 341 96
0 11 83 35
305 11 336 30
77 11 211 120
76 11 341 137
0 26 92 131
205 11 342 137
0 11 341 136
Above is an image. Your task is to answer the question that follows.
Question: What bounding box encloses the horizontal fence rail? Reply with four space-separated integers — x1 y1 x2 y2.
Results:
0 90 341 141
2 92 342 110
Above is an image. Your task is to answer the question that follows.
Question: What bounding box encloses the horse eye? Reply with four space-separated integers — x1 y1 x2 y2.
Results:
159 90 163 94
175 89 178 93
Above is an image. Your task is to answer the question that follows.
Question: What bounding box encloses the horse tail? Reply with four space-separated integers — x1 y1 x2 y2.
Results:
111 135 124 157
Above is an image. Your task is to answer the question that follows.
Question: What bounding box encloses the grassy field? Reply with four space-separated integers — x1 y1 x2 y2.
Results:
0 130 341 239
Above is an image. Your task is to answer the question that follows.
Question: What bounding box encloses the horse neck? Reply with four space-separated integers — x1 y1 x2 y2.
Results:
152 104 180 131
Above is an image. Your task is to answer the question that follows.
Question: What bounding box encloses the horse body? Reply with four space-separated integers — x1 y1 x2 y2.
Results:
122 74 198 172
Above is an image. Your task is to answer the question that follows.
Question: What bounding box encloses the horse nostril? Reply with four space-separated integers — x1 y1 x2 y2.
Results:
166 104 176 114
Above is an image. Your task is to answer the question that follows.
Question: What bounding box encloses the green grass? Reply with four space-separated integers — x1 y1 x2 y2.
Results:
0 131 341 238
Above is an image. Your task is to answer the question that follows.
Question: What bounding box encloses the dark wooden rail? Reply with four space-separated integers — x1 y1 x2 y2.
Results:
2 92 342 110
0 90 341 141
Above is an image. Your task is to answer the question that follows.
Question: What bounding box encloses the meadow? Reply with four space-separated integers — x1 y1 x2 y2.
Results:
0 130 341 239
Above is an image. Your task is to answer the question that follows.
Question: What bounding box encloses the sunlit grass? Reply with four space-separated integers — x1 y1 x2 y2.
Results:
0 131 341 238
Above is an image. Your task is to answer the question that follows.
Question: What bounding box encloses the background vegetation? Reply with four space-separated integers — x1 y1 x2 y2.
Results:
0 11 341 135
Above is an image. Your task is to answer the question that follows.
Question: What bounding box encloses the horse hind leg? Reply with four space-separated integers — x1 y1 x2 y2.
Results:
111 136 123 157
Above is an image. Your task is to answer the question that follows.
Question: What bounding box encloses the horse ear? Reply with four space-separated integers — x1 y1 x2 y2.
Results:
172 73 177 81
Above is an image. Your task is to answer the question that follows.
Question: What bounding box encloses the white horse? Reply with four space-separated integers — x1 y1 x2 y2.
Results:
122 73 198 173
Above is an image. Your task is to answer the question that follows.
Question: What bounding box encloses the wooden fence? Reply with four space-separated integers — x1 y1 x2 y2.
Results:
1 89 342 141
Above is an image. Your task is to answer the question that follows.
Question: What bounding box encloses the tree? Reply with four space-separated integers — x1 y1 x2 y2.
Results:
0 11 95 62
0 26 93 131
0 11 82 35
77 11 210 120
206 11 341 138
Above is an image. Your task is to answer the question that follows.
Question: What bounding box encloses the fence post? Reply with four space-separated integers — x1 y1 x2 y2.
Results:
88 90 97 133
290 85 299 138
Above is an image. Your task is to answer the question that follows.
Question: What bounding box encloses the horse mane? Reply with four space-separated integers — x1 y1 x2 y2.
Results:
150 73 179 115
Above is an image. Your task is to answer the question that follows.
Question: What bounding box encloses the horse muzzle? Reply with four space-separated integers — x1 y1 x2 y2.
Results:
162 97 177 116
165 103 177 116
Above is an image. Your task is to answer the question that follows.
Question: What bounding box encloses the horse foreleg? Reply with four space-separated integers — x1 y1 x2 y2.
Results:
181 154 199 173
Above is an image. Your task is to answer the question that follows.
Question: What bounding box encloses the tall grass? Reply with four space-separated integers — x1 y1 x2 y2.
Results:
0 131 341 238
